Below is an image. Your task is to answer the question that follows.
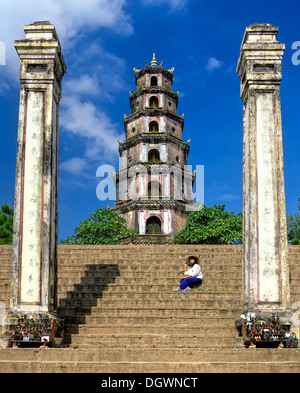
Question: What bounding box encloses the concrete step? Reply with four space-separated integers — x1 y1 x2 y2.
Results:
56 244 243 251
64 335 238 347
58 294 241 307
57 283 242 295
66 324 236 336
57 277 241 287
64 314 237 326
58 289 240 300
2 359 300 373
62 314 240 326
57 273 241 282
0 348 299 373
58 299 242 312
57 267 242 277
59 307 241 319
1 347 299 363
290 279 300 286
59 307 241 323
57 263 241 270
68 334 237 348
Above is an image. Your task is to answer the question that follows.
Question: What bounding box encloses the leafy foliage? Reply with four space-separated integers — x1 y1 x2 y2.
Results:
172 204 242 245
59 208 136 245
287 198 300 244
0 203 14 245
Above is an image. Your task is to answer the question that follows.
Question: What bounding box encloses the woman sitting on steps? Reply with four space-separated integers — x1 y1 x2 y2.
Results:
173 256 203 292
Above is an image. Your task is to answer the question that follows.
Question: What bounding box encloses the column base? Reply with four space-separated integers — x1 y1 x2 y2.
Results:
236 308 294 348
2 311 64 347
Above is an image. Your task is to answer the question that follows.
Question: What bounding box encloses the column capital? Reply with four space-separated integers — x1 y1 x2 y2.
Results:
237 24 285 101
14 21 66 98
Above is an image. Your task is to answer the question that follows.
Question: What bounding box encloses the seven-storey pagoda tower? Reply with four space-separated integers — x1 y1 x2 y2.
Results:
113 54 194 241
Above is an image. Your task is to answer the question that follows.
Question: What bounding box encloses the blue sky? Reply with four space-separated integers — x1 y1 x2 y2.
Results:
0 0 299 241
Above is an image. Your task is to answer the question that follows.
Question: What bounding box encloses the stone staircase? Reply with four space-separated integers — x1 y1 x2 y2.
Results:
0 246 11 319
57 245 243 350
287 246 300 307
0 244 299 373
1 347 300 373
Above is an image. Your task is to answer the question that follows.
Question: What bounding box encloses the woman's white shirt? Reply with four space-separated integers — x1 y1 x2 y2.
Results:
184 264 203 279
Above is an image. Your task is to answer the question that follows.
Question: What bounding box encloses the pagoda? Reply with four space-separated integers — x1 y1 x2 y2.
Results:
112 54 194 242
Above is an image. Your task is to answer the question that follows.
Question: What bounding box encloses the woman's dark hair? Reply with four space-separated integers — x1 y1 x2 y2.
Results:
187 256 199 266
189 256 198 263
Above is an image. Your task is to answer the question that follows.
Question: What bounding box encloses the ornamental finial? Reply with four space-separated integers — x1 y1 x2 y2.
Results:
151 53 157 67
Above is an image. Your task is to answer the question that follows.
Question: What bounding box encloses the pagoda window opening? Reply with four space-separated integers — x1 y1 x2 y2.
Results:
148 181 161 199
149 121 159 132
135 172 140 197
150 96 159 108
148 149 160 162
151 76 157 86
146 216 161 234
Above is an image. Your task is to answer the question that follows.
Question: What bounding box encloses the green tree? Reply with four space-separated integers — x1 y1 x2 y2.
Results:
0 203 14 245
59 208 136 245
287 198 300 243
172 204 242 245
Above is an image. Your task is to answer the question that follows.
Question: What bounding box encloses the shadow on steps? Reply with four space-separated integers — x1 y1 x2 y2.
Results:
57 263 120 345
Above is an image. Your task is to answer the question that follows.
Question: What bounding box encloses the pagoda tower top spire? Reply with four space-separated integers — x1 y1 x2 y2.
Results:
151 53 157 67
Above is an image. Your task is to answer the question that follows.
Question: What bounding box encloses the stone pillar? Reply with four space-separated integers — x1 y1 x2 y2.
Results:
4 22 66 325
237 24 291 320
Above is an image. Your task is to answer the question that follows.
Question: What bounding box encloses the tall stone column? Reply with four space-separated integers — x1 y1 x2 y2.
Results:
6 22 66 322
237 24 291 320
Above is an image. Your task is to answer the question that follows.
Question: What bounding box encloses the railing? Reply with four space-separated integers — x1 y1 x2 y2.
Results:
133 234 172 244
118 234 172 245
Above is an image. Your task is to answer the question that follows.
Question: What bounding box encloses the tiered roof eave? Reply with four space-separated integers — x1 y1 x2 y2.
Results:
133 64 175 83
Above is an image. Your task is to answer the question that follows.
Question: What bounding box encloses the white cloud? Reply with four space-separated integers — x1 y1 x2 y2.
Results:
142 0 188 11
0 1 130 166
60 157 89 176
68 43 128 101
206 57 223 71
64 75 100 97
218 193 241 201
0 0 133 79
0 80 10 95
59 42 128 168
60 95 124 161
60 157 87 173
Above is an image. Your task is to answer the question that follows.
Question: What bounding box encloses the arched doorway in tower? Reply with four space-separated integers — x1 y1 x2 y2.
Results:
146 216 161 234
148 149 160 162
149 96 158 108
149 121 159 132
